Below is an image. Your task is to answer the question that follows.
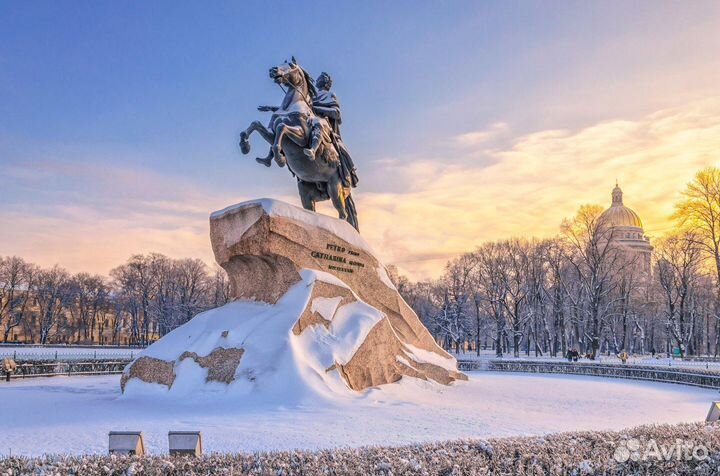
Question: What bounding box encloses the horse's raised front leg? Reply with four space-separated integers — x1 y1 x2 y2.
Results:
273 123 307 167
327 175 348 221
239 121 275 155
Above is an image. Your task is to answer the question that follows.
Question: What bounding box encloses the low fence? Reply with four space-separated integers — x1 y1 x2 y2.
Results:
451 352 720 372
8 355 720 385
5 359 132 379
458 359 720 389
0 346 140 362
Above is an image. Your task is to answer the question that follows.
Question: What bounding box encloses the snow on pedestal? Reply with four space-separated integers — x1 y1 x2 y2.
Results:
121 199 466 398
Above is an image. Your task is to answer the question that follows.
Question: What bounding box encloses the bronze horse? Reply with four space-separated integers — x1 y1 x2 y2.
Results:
239 59 358 230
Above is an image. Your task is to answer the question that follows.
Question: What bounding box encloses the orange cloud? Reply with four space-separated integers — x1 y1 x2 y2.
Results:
2 98 719 280
356 96 720 279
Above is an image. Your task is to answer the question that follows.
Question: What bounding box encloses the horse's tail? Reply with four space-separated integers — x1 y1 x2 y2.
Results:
345 194 359 232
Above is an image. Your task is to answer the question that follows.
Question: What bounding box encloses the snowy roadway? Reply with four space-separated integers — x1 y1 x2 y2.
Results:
0 371 716 456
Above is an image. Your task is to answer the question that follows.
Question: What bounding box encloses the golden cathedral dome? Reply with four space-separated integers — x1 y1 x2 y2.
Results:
599 183 643 229
597 182 653 274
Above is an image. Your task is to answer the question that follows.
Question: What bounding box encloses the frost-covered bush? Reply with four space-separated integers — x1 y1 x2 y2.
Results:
1 422 718 475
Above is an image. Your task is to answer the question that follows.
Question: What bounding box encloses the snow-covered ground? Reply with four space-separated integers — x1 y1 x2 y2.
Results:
0 371 716 457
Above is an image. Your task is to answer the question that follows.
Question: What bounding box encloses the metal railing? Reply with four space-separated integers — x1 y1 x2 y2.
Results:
457 359 720 389
6 359 132 379
0 347 139 362
451 351 720 372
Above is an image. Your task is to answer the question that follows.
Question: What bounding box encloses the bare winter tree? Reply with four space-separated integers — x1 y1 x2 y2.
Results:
606 250 644 355
496 239 531 357
0 257 38 342
655 231 705 357
148 254 178 337
110 255 157 345
211 268 232 308
34 266 72 344
398 279 438 336
673 167 720 351
561 205 626 359
539 239 569 357
473 242 509 357
435 254 475 352
0 253 228 345
67 273 108 343
525 240 551 357
173 258 211 329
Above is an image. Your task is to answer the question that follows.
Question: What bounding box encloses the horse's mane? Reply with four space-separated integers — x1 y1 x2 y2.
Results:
297 65 317 99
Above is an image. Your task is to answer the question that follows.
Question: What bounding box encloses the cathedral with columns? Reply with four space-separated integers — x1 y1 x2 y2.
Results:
598 183 653 272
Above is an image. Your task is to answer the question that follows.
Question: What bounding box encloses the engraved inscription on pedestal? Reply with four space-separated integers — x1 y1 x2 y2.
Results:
311 243 366 274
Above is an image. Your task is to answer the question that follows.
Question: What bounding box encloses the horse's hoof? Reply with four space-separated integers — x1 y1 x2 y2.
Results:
239 133 250 155
256 157 272 168
272 146 286 167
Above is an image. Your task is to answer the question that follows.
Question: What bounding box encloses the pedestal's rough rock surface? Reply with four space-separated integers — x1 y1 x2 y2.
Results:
121 199 465 398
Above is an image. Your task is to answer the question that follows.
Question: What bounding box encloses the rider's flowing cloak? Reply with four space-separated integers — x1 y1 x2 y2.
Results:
313 90 359 188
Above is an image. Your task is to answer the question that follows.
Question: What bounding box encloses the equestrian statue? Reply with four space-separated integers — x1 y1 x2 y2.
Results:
239 58 359 230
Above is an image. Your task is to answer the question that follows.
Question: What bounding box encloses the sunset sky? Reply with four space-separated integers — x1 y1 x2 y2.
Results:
2 1 719 280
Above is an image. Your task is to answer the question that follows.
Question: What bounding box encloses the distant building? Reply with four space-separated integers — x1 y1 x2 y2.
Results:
598 183 653 272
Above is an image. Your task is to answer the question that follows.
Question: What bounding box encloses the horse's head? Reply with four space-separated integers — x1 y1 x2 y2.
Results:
269 57 316 98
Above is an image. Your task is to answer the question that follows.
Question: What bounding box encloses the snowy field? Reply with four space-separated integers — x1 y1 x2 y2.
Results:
0 371 716 457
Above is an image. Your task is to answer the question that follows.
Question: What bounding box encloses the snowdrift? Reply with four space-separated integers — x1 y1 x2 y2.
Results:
121 199 465 398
